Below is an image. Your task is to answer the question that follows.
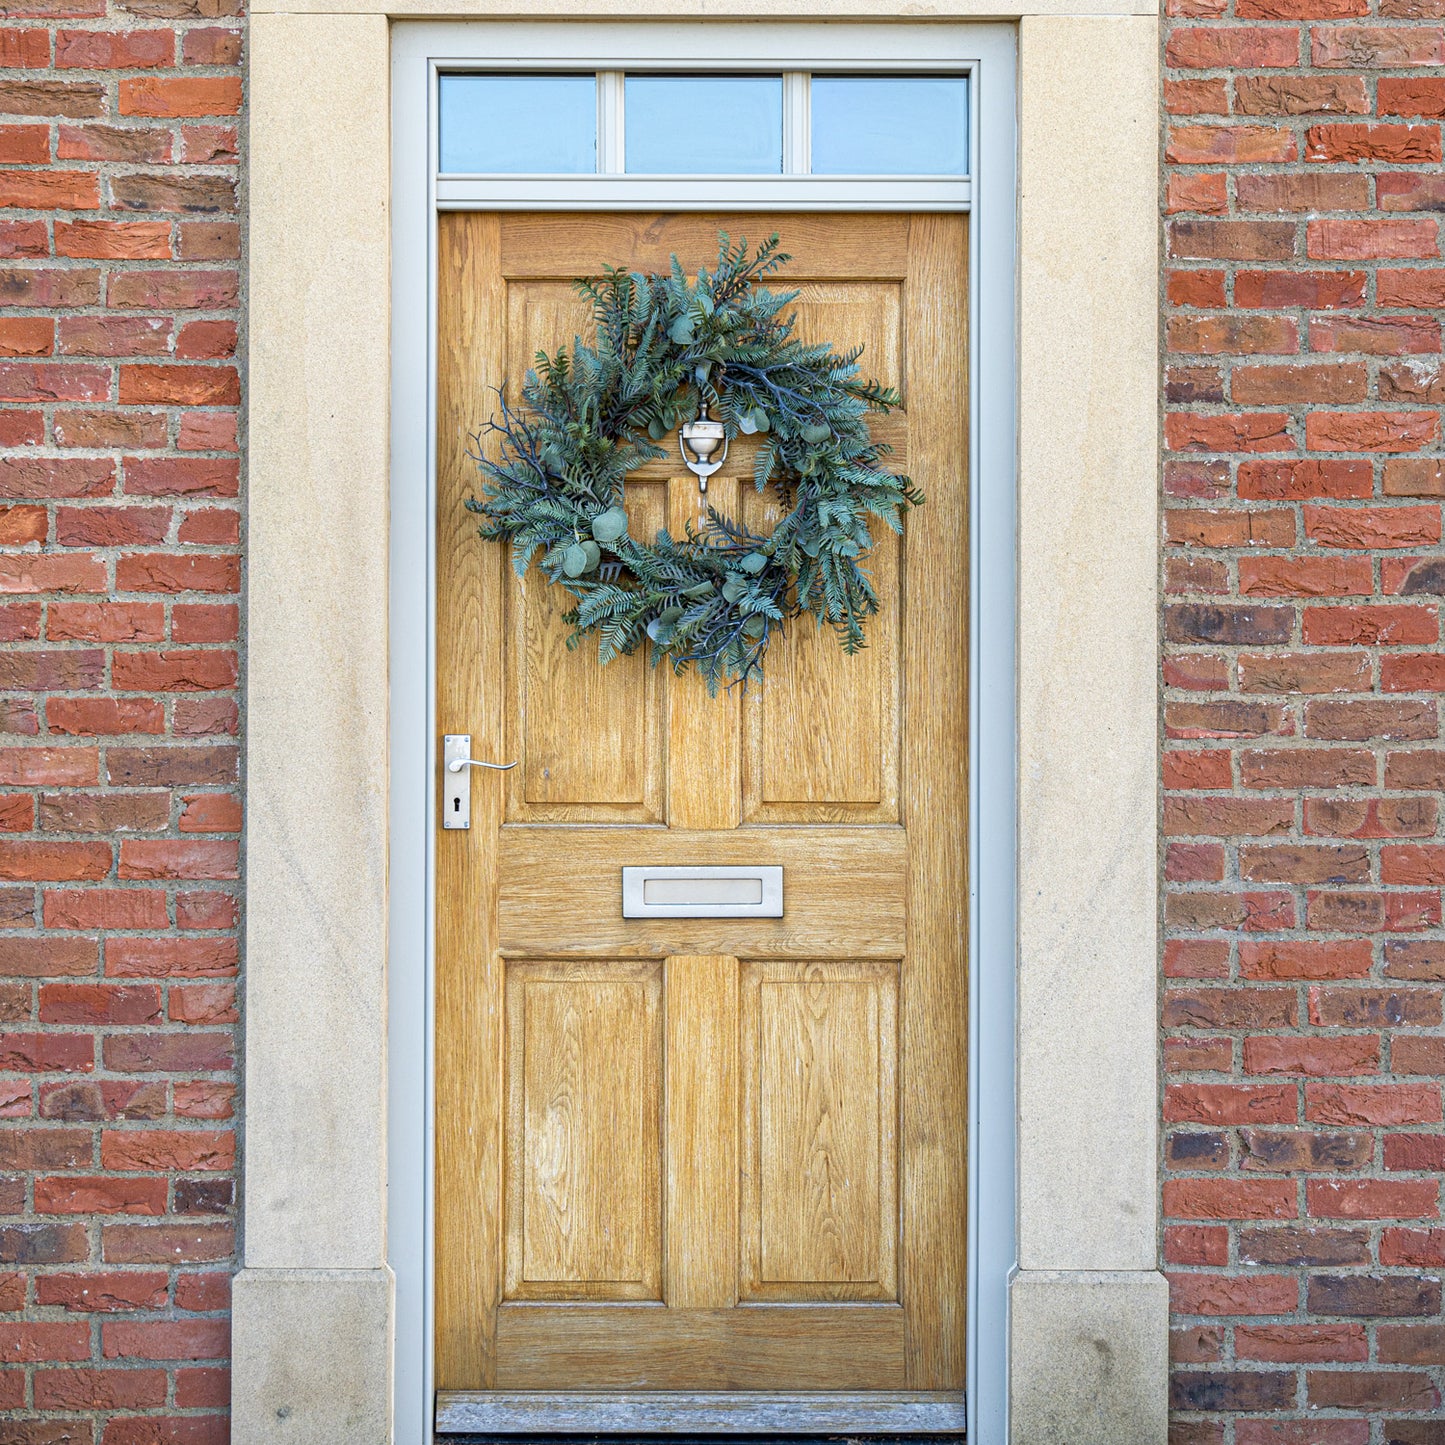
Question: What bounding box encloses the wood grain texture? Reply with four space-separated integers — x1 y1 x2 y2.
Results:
506 273 665 823
740 961 898 1303
498 212 912 281
436 210 968 1399
743 284 903 823
504 961 663 1301
493 1304 907 1390
434 212 508 1388
497 826 907 959
665 955 738 1308
667 476 741 830
899 213 969 1388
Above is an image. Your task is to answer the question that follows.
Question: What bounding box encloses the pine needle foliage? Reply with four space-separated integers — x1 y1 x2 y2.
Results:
466 232 923 692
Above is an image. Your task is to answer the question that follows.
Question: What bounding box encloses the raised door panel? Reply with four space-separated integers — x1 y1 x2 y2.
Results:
503 279 664 822
739 960 899 1304
742 283 903 824
503 961 663 1301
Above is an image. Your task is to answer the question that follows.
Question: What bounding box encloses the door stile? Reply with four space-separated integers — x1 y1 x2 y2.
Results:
899 213 968 1387
435 213 507 1389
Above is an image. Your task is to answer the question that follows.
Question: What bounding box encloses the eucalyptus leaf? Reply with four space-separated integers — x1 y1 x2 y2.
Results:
740 552 768 575
801 422 832 445
562 543 589 578
591 507 628 544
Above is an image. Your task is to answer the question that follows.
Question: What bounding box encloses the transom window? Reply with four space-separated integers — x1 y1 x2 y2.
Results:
438 71 970 180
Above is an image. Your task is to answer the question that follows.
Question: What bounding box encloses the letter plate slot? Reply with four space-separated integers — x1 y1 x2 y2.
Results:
622 865 783 919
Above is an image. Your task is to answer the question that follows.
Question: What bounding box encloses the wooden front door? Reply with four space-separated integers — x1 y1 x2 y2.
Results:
435 212 968 1409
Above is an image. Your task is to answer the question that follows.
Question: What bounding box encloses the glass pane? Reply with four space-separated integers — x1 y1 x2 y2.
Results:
811 76 969 175
625 75 782 173
439 74 596 174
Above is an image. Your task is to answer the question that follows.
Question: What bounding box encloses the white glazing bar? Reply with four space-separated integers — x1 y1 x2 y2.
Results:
782 70 808 173
599 70 623 173
436 176 971 208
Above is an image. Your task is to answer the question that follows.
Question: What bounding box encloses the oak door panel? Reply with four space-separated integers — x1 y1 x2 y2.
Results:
436 211 967 1396
503 961 663 1302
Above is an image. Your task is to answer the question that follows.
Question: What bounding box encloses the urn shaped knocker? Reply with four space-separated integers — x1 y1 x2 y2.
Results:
678 402 728 493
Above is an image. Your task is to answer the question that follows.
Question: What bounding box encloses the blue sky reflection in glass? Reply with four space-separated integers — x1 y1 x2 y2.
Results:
811 76 969 175
440 74 597 174
625 75 783 173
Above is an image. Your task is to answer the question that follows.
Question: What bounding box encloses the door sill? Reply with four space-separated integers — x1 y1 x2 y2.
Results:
434 1391 966 1436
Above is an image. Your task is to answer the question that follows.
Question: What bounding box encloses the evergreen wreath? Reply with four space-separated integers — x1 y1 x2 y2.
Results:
466 233 923 692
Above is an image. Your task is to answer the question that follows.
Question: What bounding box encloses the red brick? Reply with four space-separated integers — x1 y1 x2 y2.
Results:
34 1367 167 1409
0 316 53 357
1238 172 1370 212
103 1418 229 1445
1168 26 1301 67
1236 1324 1367 1363
1304 604 1439 645
101 1222 232 1265
1235 362 1368 405
47 698 165 737
174 1365 228 1407
101 1318 229 1361
1171 1273 1299 1316
0 935 96 977
1308 218 1440 260
0 1321 90 1362
1236 74 1369 114
1380 78 1445 116
49 602 165 642
54 219 169 260
123 457 239 498
168 983 235 1024
1167 412 1295 452
1310 1179 1440 1219
1168 126 1298 165
1168 173 1230 216
38 983 161 1024
104 936 237 978
1312 25 1445 65
1165 1178 1298 1219
59 315 171 358
0 168 99 210
1240 556 1372 597
1245 1035 1379 1075
1241 940 1373 980
1307 123 1443 163
175 891 236 931
1306 1373 1440 1412
100 1129 232 1173
0 455 112 498
54 28 172 67
116 553 239 594
1305 504 1442 546
1166 1083 1298 1124
118 365 239 407
1307 1083 1443 1125
1310 315 1442 354
108 270 236 310
34 1176 167 1217
112 650 237 692
119 76 241 118
0 840 110 882
116 840 237 882
42 887 167 931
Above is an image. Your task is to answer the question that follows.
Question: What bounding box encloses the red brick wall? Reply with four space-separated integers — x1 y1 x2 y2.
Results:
1163 0 1445 1436
0 0 241 1439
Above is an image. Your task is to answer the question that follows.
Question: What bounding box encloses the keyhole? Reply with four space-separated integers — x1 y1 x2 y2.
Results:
453 797 459 813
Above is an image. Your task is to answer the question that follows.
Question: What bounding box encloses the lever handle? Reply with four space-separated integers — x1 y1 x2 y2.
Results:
447 756 516 773
443 734 512 831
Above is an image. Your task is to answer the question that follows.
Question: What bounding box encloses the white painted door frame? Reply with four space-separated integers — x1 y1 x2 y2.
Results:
389 20 1017 1444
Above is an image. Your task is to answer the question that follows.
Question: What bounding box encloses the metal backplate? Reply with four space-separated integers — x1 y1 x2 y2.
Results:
442 734 470 830
622 865 783 919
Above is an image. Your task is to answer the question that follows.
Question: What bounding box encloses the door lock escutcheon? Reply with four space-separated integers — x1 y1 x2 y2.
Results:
443 734 515 830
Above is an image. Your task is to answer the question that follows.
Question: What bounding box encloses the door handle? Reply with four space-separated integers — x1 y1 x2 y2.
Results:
443 734 514 830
